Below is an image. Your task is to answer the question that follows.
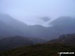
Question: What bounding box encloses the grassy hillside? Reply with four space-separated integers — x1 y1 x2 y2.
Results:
0 43 75 56
0 34 75 56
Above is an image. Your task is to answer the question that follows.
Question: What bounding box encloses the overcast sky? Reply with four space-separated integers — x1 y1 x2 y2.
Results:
0 0 75 27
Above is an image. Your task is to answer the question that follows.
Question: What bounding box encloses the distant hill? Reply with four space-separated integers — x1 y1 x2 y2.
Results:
0 36 33 51
48 34 75 46
20 16 75 40
0 20 18 38
0 14 29 38
0 34 75 56
0 13 75 40
0 36 46 51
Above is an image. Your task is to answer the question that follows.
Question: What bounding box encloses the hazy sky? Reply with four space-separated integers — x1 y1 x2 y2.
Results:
0 0 75 27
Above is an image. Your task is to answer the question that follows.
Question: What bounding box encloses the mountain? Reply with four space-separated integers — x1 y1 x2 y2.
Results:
0 21 23 38
49 34 75 46
0 36 46 51
51 16 75 34
47 16 75 39
0 14 49 40
28 16 75 40
0 36 34 51
0 13 75 40
0 14 30 38
0 34 75 56
0 14 75 56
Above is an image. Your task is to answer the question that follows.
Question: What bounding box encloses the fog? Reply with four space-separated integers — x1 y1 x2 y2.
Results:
0 0 74 27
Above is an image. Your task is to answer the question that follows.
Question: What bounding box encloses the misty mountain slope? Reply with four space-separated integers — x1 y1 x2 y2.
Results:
47 16 75 39
51 16 75 26
0 14 31 37
0 14 26 27
51 16 75 30
0 21 25 38
28 25 59 40
0 13 54 40
28 16 75 40
0 34 75 56
0 36 46 51
0 14 50 39
49 34 75 46
0 13 75 40
0 21 19 38
0 36 33 51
